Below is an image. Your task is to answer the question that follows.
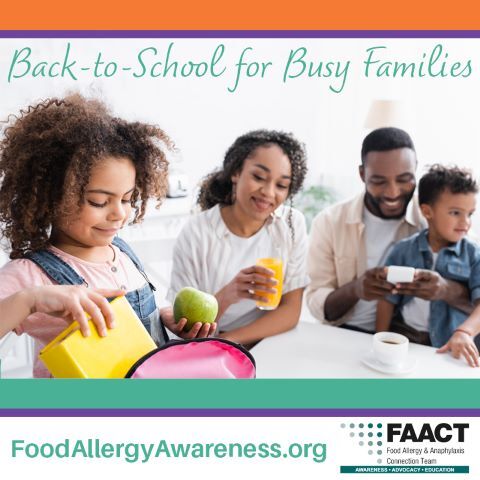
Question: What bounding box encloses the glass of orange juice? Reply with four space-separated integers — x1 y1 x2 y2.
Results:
255 257 283 310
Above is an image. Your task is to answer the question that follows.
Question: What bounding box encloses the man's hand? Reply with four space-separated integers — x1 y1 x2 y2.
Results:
394 269 448 300
160 306 217 339
355 267 392 301
324 267 392 322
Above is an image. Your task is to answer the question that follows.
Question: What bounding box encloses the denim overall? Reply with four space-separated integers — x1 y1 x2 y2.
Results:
25 237 169 346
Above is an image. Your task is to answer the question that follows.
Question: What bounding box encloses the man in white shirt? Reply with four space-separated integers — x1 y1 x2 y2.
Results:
306 127 472 332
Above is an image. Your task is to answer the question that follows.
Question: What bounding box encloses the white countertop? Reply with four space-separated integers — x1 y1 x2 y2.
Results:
251 320 480 379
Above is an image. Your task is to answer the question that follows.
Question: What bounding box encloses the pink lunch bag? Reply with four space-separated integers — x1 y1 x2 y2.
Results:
125 338 256 379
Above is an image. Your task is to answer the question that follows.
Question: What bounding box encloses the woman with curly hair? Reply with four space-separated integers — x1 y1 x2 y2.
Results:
0 94 213 377
168 130 309 346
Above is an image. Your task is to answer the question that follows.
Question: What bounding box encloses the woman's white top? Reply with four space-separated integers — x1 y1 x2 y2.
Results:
167 204 309 331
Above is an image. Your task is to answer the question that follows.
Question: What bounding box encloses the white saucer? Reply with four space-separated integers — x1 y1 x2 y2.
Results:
361 351 417 376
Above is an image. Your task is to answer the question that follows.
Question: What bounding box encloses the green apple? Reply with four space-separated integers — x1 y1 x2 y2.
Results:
173 287 218 332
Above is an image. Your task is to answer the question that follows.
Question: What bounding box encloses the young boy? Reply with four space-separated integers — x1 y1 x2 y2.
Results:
376 164 480 367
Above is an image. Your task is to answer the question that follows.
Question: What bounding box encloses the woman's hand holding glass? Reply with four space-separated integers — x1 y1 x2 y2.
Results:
217 265 278 308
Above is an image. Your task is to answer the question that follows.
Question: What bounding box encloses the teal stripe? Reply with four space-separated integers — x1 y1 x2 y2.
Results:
0 379 479 409
340 466 469 474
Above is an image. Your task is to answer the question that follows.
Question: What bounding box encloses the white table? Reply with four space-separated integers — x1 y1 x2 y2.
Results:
251 321 480 378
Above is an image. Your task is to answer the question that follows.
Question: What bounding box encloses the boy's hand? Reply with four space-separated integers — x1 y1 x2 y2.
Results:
393 269 448 300
437 330 480 367
160 306 217 339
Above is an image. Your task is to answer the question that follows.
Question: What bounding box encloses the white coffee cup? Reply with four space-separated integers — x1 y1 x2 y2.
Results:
387 266 415 284
373 332 409 368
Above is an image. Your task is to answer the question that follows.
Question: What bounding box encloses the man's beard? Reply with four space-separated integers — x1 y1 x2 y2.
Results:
364 189 415 220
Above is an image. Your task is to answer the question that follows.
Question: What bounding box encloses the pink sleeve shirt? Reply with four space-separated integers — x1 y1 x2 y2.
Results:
0 245 147 378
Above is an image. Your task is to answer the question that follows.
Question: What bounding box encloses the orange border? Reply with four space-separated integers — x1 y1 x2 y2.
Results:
1 0 480 30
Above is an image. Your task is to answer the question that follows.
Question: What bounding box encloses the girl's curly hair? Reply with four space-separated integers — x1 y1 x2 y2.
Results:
197 129 308 211
0 94 170 259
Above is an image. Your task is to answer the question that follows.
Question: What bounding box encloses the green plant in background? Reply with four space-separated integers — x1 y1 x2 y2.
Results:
294 184 336 231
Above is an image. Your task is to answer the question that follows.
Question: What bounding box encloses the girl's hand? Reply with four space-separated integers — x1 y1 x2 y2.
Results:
28 285 124 337
437 330 480 367
160 306 217 339
217 265 278 307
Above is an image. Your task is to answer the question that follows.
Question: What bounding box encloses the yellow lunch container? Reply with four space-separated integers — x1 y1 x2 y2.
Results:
39 296 156 378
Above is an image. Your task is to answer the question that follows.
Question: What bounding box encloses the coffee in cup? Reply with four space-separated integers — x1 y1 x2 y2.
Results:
373 332 409 368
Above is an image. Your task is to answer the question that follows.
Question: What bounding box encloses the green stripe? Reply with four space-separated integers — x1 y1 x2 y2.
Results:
0 379 479 409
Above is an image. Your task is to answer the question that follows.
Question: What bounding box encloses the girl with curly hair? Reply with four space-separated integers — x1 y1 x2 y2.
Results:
168 130 309 346
0 94 213 377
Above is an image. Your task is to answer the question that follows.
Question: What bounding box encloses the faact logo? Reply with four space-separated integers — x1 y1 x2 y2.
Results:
387 423 469 443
